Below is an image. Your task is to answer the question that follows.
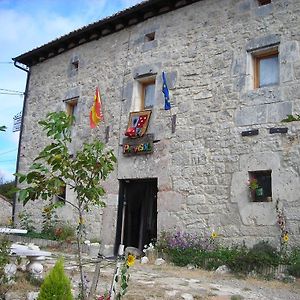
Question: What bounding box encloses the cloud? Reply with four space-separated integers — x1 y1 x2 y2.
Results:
0 168 14 182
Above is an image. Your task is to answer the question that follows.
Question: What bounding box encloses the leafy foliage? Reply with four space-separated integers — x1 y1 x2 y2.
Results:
158 231 293 277
18 210 36 232
16 111 116 208
287 248 300 277
281 114 300 122
0 236 11 298
15 111 116 300
37 258 73 300
0 126 6 132
0 180 16 202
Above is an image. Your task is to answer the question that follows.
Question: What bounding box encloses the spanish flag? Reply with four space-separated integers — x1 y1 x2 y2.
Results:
90 87 103 128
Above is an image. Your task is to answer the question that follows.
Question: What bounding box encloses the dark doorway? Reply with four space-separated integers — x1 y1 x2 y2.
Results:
115 178 157 254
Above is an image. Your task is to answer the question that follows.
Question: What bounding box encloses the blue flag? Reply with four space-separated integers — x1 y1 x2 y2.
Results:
162 71 171 110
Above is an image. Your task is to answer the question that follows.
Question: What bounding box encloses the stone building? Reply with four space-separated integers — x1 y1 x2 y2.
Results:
0 194 12 226
13 0 300 253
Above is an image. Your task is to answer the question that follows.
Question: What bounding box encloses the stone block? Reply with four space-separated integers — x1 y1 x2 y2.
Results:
132 62 162 78
235 105 267 126
186 194 206 206
246 34 281 52
280 62 294 83
254 3 273 17
142 40 158 52
158 191 183 212
267 102 292 123
239 151 280 170
280 41 300 63
238 0 251 13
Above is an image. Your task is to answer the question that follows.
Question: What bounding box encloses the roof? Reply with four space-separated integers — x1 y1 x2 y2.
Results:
13 0 201 67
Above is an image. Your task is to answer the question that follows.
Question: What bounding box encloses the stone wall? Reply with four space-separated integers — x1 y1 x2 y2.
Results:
0 195 12 226
17 0 300 248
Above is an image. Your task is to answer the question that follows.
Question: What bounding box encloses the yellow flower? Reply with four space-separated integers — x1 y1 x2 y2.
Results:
211 232 218 239
126 254 135 267
283 233 289 242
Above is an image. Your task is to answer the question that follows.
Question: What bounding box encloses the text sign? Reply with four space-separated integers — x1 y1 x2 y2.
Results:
123 134 154 156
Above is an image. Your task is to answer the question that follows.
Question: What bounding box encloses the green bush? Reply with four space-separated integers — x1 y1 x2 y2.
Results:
160 231 286 276
37 258 73 300
0 237 11 299
287 248 300 277
226 242 281 275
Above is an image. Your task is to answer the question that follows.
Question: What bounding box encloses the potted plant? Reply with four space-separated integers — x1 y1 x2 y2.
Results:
248 178 263 200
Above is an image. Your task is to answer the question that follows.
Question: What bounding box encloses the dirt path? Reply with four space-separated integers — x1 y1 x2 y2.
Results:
53 253 300 300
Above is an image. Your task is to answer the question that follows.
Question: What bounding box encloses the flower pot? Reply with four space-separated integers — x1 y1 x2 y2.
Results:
255 187 263 197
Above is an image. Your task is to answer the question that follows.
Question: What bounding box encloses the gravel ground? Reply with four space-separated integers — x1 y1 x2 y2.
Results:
5 251 300 300
46 252 300 300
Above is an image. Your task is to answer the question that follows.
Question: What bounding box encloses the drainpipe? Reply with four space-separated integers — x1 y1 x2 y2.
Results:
12 60 30 224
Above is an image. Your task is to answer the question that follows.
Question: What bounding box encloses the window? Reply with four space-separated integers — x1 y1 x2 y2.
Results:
258 0 271 6
65 98 78 119
142 79 155 109
72 60 79 71
132 76 156 112
249 170 272 202
144 32 155 42
253 49 279 89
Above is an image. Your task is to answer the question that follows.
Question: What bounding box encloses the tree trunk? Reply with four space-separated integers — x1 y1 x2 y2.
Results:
77 211 87 300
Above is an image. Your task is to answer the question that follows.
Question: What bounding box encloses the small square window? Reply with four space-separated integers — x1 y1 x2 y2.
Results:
72 60 79 71
144 32 155 42
253 49 279 89
258 0 271 6
249 170 272 202
65 98 78 119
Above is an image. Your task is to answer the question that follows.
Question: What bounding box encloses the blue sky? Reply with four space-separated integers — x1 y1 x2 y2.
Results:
0 0 142 182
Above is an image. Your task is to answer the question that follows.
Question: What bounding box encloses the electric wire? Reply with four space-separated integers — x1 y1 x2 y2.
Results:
0 149 17 156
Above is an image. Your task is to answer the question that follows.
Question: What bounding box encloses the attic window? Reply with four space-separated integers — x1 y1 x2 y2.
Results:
248 170 272 202
72 60 79 71
258 0 271 5
145 32 155 42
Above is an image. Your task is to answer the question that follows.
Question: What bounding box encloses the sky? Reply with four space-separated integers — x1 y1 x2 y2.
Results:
0 0 142 182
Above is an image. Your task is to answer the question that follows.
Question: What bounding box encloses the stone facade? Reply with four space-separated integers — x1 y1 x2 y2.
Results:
0 195 12 226
15 0 300 249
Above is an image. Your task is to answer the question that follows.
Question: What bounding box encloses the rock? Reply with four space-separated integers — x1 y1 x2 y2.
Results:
141 256 149 264
27 244 40 250
181 293 194 300
154 258 166 266
165 290 179 298
5 292 24 300
187 264 195 270
4 263 17 283
89 243 100 257
27 292 39 300
276 273 296 283
125 246 143 258
101 244 114 258
215 265 231 274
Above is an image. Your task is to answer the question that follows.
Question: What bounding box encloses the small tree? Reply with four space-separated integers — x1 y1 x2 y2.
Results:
16 112 116 299
37 258 73 300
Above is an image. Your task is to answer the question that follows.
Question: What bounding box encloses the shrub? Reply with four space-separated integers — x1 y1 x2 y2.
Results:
158 232 285 276
37 258 73 300
0 237 10 299
287 248 300 278
19 210 36 233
